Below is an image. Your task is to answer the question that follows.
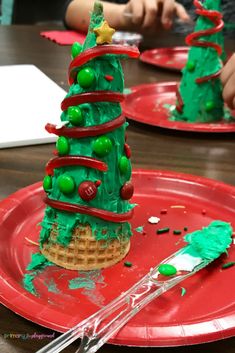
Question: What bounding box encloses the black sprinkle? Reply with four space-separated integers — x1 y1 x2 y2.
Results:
124 261 132 267
184 227 188 231
222 262 235 269
173 230 182 235
156 227 170 234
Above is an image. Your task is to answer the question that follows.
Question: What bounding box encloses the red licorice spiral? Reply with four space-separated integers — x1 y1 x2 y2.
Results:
186 0 224 83
176 0 224 113
45 44 139 222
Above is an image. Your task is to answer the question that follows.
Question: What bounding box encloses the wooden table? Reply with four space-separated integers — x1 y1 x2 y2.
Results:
0 25 235 353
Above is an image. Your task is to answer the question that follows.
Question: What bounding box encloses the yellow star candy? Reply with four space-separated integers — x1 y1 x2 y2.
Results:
94 20 115 45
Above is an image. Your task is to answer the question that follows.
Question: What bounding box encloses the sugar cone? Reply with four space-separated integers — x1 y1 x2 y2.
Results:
41 225 130 270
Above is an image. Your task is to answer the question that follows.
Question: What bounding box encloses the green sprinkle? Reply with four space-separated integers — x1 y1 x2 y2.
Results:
158 264 177 276
124 261 132 267
222 261 235 269
181 287 186 296
184 227 188 231
156 227 170 234
173 230 182 235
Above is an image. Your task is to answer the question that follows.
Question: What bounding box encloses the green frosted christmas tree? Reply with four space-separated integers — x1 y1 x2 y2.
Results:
172 0 226 123
39 2 139 270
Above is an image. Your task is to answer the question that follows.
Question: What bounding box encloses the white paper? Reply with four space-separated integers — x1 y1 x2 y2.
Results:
0 65 67 148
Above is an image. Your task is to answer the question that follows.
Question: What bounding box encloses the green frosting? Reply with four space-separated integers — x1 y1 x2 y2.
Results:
26 252 49 271
172 0 228 123
184 220 233 260
23 252 53 295
23 274 37 295
40 3 134 248
69 277 96 290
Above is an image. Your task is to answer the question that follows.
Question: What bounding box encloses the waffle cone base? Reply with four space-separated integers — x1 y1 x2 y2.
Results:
41 225 130 270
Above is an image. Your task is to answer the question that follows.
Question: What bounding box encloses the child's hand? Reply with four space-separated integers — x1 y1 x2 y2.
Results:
123 0 190 31
221 54 235 110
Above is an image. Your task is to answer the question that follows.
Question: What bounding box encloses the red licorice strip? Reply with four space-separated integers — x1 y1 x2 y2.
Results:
46 114 125 138
46 156 108 175
195 68 222 84
44 197 134 222
185 0 224 87
175 86 184 113
186 0 224 55
69 45 140 84
61 91 124 111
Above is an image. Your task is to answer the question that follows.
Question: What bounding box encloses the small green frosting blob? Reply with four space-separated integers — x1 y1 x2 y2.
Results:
77 67 95 88
93 135 112 157
205 100 215 112
56 136 70 155
184 220 233 260
58 175 75 194
158 264 177 276
71 42 82 59
43 175 52 192
67 106 83 126
186 60 196 72
119 156 129 174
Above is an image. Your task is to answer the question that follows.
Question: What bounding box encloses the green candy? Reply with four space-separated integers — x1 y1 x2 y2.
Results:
58 175 75 194
158 264 177 276
43 175 52 192
56 136 70 155
77 67 95 88
119 156 129 174
93 136 112 157
71 42 82 59
186 60 196 72
205 101 215 112
68 106 83 126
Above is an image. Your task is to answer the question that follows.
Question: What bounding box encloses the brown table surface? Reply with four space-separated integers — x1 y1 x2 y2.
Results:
0 25 235 353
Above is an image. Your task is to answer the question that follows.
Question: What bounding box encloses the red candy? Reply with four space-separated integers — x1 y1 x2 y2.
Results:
78 181 98 201
124 143 131 159
120 182 134 200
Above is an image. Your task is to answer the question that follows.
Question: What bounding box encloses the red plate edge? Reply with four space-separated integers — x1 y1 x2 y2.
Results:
139 47 189 71
122 82 235 133
1 169 235 347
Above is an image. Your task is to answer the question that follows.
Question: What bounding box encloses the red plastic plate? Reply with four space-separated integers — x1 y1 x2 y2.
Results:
1 169 235 347
140 47 189 71
122 82 235 133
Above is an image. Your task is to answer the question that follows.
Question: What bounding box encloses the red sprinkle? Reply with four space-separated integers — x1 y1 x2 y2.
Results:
201 209 206 215
160 209 167 214
105 75 114 81
95 180 102 187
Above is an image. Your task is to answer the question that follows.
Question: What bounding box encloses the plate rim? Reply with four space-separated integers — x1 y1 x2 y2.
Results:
122 82 235 133
139 46 189 71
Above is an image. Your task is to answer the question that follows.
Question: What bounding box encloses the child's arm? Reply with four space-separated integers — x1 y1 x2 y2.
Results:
65 0 190 33
221 54 235 110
